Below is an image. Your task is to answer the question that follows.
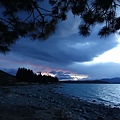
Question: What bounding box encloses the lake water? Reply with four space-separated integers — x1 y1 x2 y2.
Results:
55 84 120 107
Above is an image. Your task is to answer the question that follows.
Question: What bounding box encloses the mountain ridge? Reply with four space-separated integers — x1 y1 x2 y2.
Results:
100 77 120 83
0 70 15 77
0 70 16 85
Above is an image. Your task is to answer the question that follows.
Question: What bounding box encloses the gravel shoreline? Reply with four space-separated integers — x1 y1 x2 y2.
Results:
0 83 120 120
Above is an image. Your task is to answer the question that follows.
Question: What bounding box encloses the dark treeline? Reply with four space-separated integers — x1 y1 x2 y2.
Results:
16 68 58 83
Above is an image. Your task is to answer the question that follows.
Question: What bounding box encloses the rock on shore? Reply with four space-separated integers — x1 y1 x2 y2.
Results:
0 83 120 120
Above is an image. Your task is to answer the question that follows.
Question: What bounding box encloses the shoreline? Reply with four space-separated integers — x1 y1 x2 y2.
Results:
0 83 120 120
54 83 120 109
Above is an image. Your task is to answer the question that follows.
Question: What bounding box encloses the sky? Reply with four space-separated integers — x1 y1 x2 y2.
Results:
1 11 120 81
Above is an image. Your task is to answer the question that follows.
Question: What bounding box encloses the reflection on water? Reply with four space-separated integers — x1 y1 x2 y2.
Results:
55 84 120 107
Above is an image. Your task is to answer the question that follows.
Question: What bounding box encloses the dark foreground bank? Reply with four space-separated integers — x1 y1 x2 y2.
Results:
0 83 120 120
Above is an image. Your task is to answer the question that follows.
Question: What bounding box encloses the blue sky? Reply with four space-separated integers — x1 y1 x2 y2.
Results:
1 11 120 80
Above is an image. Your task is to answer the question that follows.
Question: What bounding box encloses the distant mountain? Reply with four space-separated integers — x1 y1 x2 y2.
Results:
59 77 120 84
59 80 109 84
0 70 14 77
0 70 16 85
100 77 120 83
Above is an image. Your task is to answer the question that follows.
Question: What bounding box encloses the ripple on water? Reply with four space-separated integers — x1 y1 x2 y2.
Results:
54 84 120 108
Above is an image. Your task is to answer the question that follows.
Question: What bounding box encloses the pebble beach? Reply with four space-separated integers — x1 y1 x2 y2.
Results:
0 83 120 120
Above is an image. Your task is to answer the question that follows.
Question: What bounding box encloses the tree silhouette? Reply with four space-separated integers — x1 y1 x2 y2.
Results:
16 67 34 82
16 67 58 83
1 0 120 53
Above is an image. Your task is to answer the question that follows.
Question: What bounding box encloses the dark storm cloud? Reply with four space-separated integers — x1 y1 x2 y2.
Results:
9 11 118 67
0 11 120 80
11 29 118 67
50 70 57 74
67 62 120 79
50 71 73 80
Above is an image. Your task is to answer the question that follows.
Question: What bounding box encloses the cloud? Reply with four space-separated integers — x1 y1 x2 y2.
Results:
0 11 120 80
50 71 73 80
54 12 80 38
67 62 120 79
50 70 57 74
9 10 118 66
10 30 118 67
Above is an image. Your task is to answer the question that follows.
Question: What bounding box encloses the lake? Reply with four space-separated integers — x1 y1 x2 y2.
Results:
55 84 120 107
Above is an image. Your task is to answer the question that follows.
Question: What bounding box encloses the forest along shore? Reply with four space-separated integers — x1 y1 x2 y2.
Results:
0 83 120 120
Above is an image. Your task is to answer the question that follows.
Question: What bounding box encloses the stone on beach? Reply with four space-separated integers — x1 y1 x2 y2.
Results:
0 84 120 120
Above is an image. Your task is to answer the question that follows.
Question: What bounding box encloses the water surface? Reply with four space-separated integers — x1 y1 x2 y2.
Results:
55 84 120 107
